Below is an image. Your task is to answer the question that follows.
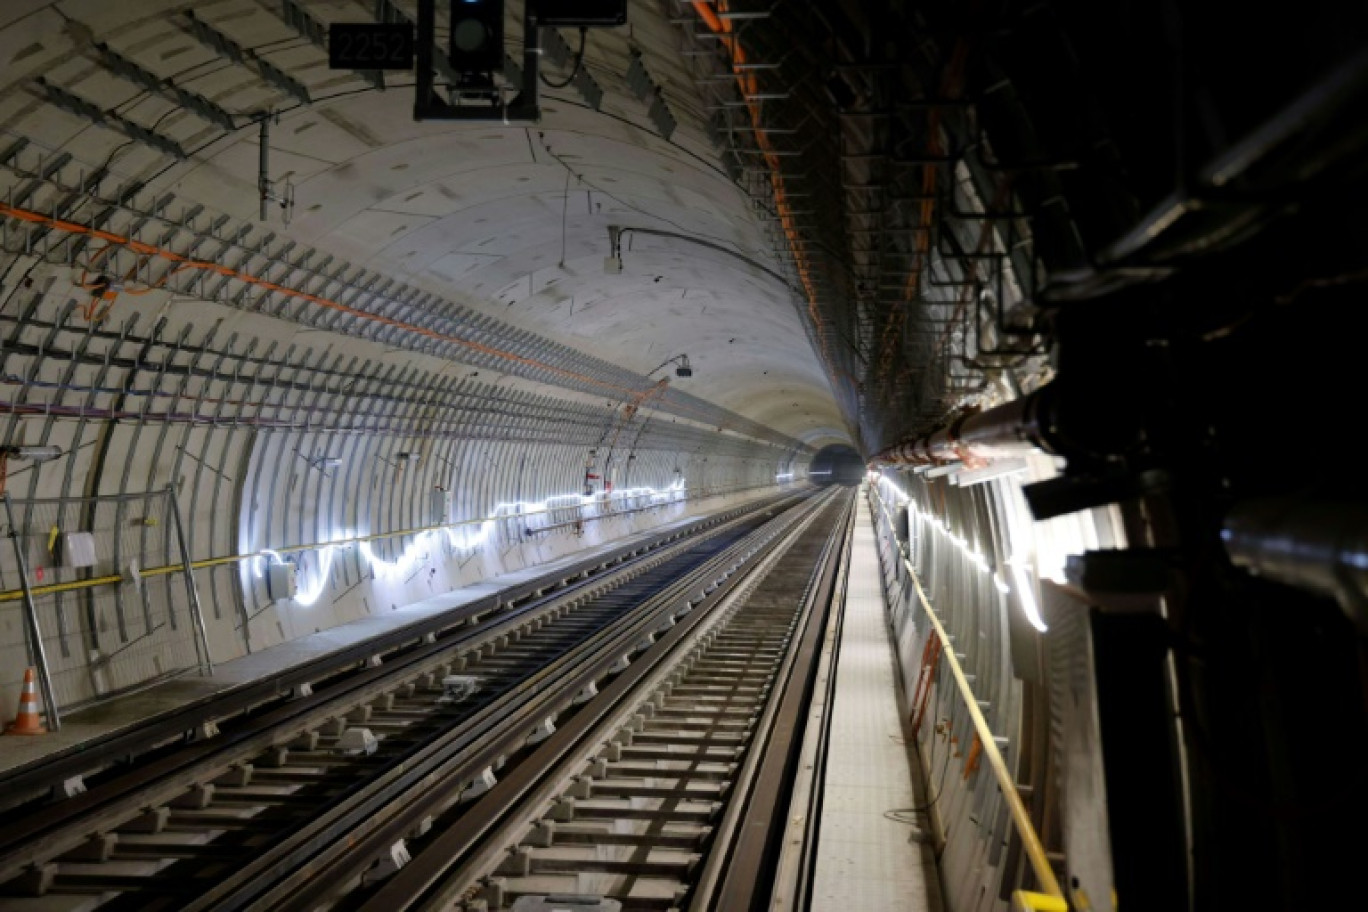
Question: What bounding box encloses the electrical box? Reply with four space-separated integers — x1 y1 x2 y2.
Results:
431 487 450 525
60 531 97 569
267 562 298 601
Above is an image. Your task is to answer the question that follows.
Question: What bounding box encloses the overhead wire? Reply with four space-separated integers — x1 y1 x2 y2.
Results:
531 131 765 262
540 27 588 89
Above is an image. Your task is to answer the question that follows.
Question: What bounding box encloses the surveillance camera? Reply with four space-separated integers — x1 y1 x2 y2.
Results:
675 365 692 377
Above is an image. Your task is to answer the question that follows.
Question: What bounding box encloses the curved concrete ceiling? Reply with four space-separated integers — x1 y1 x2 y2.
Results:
0 0 849 452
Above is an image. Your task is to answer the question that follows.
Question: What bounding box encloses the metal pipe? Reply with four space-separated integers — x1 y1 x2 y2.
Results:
414 0 435 117
258 115 269 222
168 485 214 675
1223 496 1368 631
519 1 539 113
873 385 1057 466
3 492 61 730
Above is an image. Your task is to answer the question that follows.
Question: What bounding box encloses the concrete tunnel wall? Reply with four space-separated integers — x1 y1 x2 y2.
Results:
0 265 809 714
869 455 1127 909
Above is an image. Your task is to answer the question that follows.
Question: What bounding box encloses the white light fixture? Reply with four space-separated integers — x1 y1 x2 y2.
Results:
922 462 963 479
1009 557 1048 632
1 445 63 463
950 458 1029 488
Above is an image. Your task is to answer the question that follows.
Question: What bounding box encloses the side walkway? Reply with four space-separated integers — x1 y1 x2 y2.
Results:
812 489 943 911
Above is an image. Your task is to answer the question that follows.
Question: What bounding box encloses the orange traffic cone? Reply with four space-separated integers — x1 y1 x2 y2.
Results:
5 667 47 735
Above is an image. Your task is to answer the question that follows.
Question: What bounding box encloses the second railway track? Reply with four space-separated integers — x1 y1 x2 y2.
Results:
0 488 854 912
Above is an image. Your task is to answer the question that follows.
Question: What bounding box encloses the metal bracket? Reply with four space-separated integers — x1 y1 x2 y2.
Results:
413 0 540 123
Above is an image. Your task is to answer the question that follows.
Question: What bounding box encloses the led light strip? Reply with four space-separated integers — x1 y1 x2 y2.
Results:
866 477 1066 905
872 471 1047 631
253 479 688 606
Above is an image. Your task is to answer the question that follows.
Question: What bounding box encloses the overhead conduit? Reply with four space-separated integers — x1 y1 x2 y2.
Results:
872 386 1058 467
689 1 855 398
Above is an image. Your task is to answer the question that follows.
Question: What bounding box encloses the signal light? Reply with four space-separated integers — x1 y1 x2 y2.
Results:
449 0 504 74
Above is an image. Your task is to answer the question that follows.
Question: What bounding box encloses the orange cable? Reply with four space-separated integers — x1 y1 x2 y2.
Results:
691 1 853 396
911 634 943 732
602 378 669 466
0 201 767 435
872 41 969 391
963 732 983 778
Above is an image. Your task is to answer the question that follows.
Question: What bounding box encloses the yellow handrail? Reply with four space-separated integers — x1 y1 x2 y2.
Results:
870 484 1066 902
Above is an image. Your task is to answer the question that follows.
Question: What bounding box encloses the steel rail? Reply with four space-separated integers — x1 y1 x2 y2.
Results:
0 494 778 799
766 486 857 910
0 496 800 876
354 492 849 912
698 492 854 910
184 501 788 912
277 491 843 912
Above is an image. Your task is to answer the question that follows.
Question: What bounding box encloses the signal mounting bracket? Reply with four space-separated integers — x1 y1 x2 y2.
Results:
414 0 540 123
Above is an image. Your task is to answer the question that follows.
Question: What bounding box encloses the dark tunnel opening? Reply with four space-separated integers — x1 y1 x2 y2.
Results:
807 445 864 486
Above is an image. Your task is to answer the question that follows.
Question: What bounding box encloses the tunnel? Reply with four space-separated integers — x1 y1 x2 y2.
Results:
0 3 1364 911
806 444 863 486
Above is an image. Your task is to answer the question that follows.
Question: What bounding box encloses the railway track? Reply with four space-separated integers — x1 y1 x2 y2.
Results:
0 488 851 912
336 489 856 912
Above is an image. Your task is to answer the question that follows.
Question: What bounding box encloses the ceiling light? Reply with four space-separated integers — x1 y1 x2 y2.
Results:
646 353 693 379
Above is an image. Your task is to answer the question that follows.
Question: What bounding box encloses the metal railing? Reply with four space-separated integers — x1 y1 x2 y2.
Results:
0 480 782 607
869 482 1066 912
1 487 211 727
